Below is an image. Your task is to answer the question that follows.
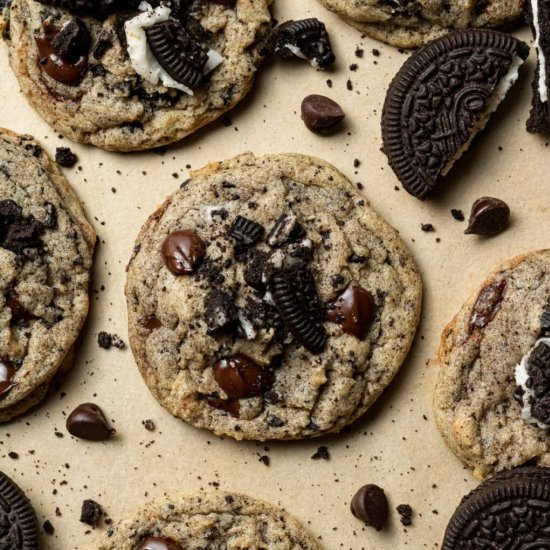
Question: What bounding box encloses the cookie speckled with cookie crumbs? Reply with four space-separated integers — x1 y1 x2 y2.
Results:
126 153 422 441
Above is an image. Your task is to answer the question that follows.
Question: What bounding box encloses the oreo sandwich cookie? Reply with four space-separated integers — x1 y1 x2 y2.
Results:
527 0 550 134
0 470 39 549
382 30 529 200
442 466 550 548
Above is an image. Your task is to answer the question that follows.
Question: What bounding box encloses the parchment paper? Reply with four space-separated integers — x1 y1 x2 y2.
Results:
0 2 546 548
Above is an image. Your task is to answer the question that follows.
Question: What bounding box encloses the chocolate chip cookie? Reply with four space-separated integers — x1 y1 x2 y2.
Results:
1 0 272 151
316 0 524 48
92 492 320 549
434 250 550 479
0 128 95 422
126 153 422 441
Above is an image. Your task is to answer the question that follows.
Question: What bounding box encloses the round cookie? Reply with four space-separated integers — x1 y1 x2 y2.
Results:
126 153 422 441
434 250 550 480
0 469 39 549
92 492 320 549
2 0 272 151
0 128 95 421
442 466 550 548
316 0 524 48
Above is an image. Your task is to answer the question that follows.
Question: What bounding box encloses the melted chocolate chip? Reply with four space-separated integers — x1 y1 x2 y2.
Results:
465 197 510 236
36 0 123 20
206 396 240 418
301 95 345 134
66 403 115 441
161 230 205 275
469 280 506 333
350 484 389 531
524 342 550 426
137 537 183 550
143 315 162 331
267 213 305 247
213 354 273 399
0 359 16 399
7 294 37 324
326 283 375 340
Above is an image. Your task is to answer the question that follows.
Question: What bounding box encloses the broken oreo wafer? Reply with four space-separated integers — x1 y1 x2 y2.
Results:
442 466 550 548
0 470 39 549
526 0 550 134
382 30 529 199
145 20 209 90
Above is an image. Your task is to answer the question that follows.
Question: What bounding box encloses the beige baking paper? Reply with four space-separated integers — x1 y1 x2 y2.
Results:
0 1 547 548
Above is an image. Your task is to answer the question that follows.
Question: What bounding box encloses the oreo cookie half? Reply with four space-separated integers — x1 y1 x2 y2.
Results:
526 0 550 134
442 466 550 548
382 30 529 200
0 471 39 550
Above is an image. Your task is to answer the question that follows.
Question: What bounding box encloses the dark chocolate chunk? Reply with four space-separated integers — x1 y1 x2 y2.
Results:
267 214 305 247
469 280 506 333
442 466 550 549
421 223 435 232
80 499 102 528
213 354 273 399
350 484 389 531
396 504 413 526
66 403 115 441
204 289 236 333
161 230 205 275
465 196 510 236
270 267 326 353
0 470 39 549
145 20 208 90
326 283 375 340
7 293 37 325
137 537 183 550
51 17 91 62
228 216 264 246
263 18 335 69
382 30 529 199
301 95 345 134
55 147 78 167
0 359 16 399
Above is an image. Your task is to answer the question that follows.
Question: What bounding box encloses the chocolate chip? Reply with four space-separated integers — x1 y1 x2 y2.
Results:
326 283 375 340
66 403 115 441
97 332 125 349
143 315 162 331
55 147 78 167
0 359 16 399
350 484 389 531
161 230 205 275
465 197 510 236
228 216 264 246
204 289 236 333
136 536 183 550
469 280 506 333
145 20 208 90
80 499 102 528
213 354 273 399
301 95 345 134
263 18 335 69
36 0 122 20
7 293 37 325
267 214 305 247
51 17 91 62
396 503 413 526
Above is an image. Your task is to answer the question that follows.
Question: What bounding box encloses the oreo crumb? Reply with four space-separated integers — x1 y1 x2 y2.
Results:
421 223 435 232
397 504 413 526
311 446 330 460
97 332 125 349
142 419 155 431
8 451 19 459
43 520 55 535
451 209 465 221
80 499 103 528
55 147 77 168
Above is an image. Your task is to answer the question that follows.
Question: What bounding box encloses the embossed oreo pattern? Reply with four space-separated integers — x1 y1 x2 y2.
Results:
0 471 38 549
382 30 529 199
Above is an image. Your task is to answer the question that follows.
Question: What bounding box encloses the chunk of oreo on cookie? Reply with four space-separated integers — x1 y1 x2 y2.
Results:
0 470 39 549
35 0 124 20
442 466 550 548
51 17 91 62
382 30 529 199
526 0 550 134
263 18 335 69
228 216 265 246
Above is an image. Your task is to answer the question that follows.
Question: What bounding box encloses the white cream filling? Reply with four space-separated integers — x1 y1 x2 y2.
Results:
441 55 524 176
284 44 320 69
533 0 548 103
515 337 550 429
125 2 224 95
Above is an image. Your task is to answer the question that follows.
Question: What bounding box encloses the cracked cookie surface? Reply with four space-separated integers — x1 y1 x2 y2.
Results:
434 250 550 479
92 491 320 550
316 0 524 48
126 153 422 441
2 0 272 151
0 128 95 421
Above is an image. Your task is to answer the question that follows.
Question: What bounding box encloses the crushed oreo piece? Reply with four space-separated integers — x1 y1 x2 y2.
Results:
351 484 389 531
228 216 264 246
145 20 208 90
541 298 550 335
55 147 78 167
51 17 91 62
270 267 326 353
0 200 45 256
263 18 335 69
97 332 125 349
92 37 113 60
311 446 330 460
204 289 236 333
267 214 305 247
80 499 102 528
397 503 413 526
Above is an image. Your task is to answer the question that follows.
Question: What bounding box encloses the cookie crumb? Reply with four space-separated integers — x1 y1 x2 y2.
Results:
55 147 77 168
421 223 435 232
451 209 465 221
